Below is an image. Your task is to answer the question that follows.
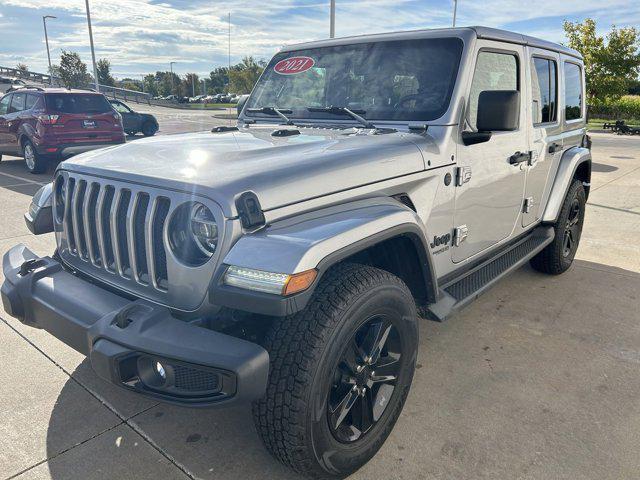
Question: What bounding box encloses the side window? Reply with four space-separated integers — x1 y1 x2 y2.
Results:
468 51 519 130
8 92 26 114
0 95 10 115
25 94 39 110
112 102 131 114
531 57 557 124
564 62 583 121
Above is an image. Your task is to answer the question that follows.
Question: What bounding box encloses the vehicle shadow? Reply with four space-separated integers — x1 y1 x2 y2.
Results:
46 359 302 480
44 259 640 480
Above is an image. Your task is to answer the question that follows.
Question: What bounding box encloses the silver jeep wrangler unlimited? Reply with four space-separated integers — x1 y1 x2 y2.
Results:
2 26 590 479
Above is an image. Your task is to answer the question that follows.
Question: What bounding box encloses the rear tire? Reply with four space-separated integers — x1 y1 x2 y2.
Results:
253 263 418 479
530 179 586 274
141 121 157 136
23 140 46 174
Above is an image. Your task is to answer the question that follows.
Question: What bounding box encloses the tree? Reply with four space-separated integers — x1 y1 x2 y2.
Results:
208 67 229 94
55 51 92 88
563 19 640 103
143 74 158 97
183 73 200 97
228 56 265 94
16 63 28 72
97 58 115 86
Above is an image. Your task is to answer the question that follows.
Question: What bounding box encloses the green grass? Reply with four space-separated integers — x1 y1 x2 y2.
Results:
179 103 237 109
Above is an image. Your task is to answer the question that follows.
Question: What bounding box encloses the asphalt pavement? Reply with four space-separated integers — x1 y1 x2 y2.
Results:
0 110 639 480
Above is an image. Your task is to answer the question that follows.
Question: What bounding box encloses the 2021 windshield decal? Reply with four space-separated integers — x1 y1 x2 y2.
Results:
274 56 315 75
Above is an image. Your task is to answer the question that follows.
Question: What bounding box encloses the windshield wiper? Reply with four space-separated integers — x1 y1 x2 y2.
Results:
246 106 294 125
307 106 376 129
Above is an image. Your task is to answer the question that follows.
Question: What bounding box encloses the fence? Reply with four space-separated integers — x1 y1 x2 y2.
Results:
0 65 153 105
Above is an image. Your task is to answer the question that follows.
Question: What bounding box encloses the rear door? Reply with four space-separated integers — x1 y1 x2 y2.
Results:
523 48 562 227
44 93 120 144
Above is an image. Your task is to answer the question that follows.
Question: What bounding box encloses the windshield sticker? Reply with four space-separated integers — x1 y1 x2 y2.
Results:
274 56 315 75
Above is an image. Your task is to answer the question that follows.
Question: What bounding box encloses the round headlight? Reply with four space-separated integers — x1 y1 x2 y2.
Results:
190 203 218 255
168 202 218 266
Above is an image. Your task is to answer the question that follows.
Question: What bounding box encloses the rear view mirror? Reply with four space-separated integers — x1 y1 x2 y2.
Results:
476 90 520 132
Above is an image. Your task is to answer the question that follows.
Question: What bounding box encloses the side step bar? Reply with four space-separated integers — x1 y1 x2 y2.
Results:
427 226 555 321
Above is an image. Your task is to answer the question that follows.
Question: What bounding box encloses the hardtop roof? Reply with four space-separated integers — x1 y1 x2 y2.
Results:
281 25 582 60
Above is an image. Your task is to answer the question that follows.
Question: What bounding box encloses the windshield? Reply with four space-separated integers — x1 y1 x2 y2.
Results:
245 37 463 122
45 94 113 114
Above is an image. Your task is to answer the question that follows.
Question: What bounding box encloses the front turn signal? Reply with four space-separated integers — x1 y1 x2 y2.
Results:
283 269 318 296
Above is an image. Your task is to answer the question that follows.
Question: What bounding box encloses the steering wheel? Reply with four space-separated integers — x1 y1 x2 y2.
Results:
395 93 426 109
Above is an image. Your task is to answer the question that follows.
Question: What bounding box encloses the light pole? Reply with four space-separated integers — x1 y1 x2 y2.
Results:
329 0 335 38
42 15 56 80
228 12 231 91
452 0 458 27
84 0 99 91
169 61 176 94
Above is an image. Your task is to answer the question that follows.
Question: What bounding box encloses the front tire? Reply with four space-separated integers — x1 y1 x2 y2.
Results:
253 263 418 479
141 121 157 136
23 140 46 174
530 179 586 274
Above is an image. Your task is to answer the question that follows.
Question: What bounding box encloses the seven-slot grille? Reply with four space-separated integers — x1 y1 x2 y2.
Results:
57 174 171 291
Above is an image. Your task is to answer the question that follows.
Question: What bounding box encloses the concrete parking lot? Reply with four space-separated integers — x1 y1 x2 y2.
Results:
0 112 638 479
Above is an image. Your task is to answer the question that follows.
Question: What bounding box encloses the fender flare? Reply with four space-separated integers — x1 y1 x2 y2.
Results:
212 197 437 316
542 146 591 223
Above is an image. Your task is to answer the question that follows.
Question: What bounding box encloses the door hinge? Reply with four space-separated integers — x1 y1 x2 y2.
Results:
455 166 472 186
453 225 468 247
523 197 535 214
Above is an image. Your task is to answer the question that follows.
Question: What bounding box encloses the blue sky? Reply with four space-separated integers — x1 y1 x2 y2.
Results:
0 0 639 78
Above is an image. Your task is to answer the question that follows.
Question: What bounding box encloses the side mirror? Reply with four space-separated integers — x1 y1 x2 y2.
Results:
462 90 520 146
24 183 54 235
236 95 249 116
476 90 520 131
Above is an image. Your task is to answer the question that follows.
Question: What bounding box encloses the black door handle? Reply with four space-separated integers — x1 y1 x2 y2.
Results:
509 151 531 165
548 142 562 154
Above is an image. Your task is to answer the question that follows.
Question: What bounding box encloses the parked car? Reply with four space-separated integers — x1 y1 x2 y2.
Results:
0 88 125 173
0 76 26 94
3 26 591 479
108 99 159 136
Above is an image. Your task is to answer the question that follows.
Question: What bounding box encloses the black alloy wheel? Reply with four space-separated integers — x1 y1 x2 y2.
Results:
328 315 402 443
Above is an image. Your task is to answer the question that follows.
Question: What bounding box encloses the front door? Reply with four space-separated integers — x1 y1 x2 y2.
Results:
453 45 527 263
523 48 563 226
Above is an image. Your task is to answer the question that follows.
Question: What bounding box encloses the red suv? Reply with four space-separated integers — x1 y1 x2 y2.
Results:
0 88 125 173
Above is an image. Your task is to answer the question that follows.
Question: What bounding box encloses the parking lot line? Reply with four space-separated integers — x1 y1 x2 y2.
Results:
0 171 46 186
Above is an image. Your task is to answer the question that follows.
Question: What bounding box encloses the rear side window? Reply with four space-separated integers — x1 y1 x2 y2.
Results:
564 63 583 121
0 95 10 115
531 57 557 124
468 51 519 130
25 93 40 110
8 92 26 113
45 94 112 114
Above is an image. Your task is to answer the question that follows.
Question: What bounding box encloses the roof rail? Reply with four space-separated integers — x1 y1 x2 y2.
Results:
8 85 45 92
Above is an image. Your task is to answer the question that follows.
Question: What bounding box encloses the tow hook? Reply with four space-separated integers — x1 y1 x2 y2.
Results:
19 259 47 276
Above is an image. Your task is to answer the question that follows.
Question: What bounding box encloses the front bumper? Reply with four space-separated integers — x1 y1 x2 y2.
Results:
1 244 269 407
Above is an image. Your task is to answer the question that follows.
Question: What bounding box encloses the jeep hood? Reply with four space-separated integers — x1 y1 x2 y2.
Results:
61 126 427 217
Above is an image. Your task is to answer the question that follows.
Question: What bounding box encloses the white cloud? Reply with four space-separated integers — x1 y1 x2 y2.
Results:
0 0 638 77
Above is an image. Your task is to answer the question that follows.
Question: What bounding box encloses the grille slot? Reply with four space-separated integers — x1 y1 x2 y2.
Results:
59 175 171 292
